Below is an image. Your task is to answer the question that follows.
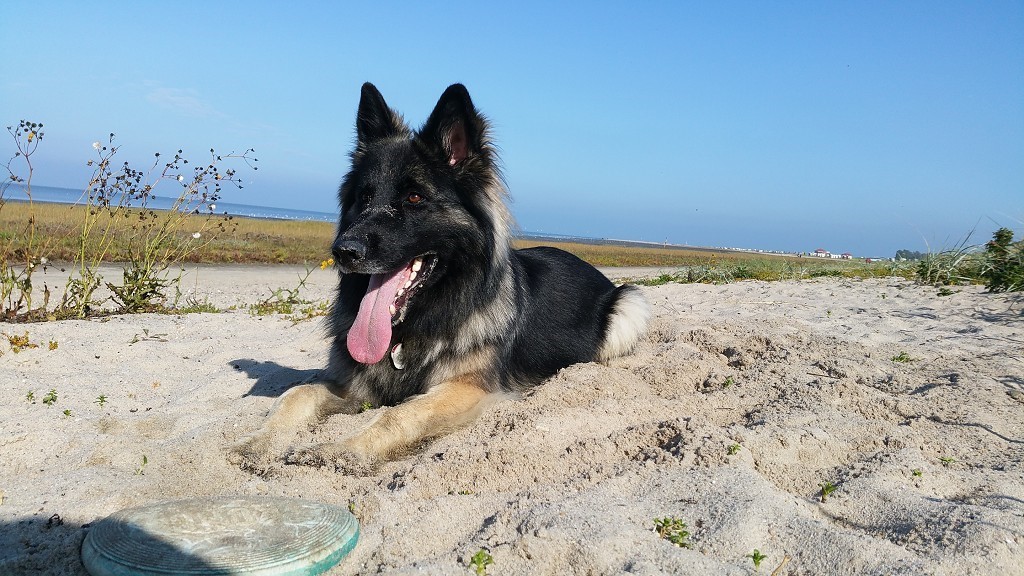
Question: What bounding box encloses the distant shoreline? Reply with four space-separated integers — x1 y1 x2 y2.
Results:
4 199 900 275
1 184 338 223
0 196 330 224
2 185 804 255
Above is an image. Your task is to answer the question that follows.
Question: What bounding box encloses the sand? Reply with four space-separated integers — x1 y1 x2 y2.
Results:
1 265 1023 575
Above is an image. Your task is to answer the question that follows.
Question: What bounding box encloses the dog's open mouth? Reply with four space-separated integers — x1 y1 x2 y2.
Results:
346 254 436 364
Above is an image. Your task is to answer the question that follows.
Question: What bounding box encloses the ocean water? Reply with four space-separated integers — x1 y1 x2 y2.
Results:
2 185 606 245
2 185 338 223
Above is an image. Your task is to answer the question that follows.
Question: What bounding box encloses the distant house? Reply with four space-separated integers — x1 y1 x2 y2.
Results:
810 248 853 259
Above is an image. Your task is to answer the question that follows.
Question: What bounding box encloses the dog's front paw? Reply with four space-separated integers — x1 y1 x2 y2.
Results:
228 434 284 477
285 442 376 475
284 443 331 467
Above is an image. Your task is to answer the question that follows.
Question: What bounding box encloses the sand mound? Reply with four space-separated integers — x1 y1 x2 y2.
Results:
1 270 1022 574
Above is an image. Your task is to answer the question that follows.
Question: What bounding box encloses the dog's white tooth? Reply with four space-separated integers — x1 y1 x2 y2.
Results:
412 259 422 272
391 343 405 370
404 280 413 289
409 271 418 282
389 304 397 315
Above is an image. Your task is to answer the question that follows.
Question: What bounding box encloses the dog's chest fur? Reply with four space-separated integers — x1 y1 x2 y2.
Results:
345 333 499 406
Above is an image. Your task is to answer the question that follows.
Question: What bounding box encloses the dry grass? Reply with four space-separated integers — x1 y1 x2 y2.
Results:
516 239 910 282
1 201 336 264
514 239 802 267
1 201 911 280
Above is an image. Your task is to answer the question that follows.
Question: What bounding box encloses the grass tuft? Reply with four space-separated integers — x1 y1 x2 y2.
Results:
818 480 838 502
653 516 692 548
469 549 493 576
749 548 767 569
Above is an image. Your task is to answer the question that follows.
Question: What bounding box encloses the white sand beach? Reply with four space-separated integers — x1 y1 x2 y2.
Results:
1 265 1022 574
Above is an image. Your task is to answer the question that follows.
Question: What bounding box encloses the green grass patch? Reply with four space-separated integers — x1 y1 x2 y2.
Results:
653 516 692 548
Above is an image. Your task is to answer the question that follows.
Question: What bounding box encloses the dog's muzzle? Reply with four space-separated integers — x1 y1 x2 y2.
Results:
332 238 367 270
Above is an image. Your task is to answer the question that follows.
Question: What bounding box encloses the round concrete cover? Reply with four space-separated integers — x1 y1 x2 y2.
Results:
81 496 359 576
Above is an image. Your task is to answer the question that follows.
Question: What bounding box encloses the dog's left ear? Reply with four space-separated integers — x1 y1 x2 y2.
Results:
422 84 486 166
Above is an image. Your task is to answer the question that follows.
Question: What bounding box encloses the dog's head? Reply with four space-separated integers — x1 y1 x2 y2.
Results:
334 83 511 364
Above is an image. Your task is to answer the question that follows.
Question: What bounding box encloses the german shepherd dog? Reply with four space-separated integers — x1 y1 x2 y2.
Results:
231 83 650 471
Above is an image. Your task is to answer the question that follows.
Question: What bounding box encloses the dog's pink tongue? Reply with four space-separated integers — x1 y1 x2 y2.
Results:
347 268 407 364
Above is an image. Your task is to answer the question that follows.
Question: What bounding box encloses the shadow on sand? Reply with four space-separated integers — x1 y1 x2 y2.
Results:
231 358 320 398
0 514 219 575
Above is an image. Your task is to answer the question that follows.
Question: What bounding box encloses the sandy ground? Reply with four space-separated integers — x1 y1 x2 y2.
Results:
1 265 1023 575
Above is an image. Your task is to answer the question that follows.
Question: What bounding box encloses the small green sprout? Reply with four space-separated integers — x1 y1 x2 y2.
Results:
25 391 35 402
819 481 838 502
469 549 493 576
48 340 58 350
749 548 767 569
723 376 734 388
727 443 741 455
135 455 148 475
62 409 72 418
826 309 832 317
912 469 923 477
939 456 956 466
42 389 58 406
359 401 374 412
653 516 691 548
95 395 108 407
891 351 913 363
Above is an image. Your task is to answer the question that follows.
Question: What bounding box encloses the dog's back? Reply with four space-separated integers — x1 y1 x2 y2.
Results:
503 247 649 388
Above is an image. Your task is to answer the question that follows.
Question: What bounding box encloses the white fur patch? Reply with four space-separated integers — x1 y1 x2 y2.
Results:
484 182 514 272
454 267 514 355
597 286 651 362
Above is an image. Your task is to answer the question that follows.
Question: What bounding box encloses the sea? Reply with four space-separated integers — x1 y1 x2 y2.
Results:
1 184 606 244
2 185 339 223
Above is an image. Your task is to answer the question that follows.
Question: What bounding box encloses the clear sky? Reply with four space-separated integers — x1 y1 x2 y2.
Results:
3 1 1022 257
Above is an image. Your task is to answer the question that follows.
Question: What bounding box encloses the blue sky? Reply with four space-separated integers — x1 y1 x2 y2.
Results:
3 1 1021 257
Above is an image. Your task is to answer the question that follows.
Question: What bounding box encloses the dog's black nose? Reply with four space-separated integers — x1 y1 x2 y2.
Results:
332 238 367 266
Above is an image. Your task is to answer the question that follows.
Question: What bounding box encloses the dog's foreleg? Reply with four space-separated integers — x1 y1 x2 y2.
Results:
229 383 355 470
287 375 489 470
348 375 489 457
261 383 357 431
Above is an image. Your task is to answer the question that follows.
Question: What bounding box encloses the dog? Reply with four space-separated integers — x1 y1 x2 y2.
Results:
231 83 650 472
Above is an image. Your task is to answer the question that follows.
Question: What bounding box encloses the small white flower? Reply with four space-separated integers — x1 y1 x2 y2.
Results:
40 257 48 265
192 232 201 239
177 175 185 182
209 204 216 211
92 141 101 150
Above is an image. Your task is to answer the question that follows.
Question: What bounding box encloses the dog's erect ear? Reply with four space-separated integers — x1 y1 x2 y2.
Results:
356 83 406 144
422 84 486 166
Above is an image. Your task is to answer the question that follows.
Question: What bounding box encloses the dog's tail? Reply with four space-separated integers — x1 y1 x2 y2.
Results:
596 284 651 362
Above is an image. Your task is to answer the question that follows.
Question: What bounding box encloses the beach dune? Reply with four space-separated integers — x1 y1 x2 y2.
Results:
1 266 1022 574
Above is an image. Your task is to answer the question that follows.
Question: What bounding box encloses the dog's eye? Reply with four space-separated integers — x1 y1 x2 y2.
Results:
406 192 424 205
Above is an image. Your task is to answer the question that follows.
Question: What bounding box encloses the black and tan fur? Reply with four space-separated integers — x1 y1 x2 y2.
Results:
231 83 649 471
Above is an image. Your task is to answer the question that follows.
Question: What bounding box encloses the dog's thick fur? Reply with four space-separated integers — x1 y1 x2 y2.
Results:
231 83 650 471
